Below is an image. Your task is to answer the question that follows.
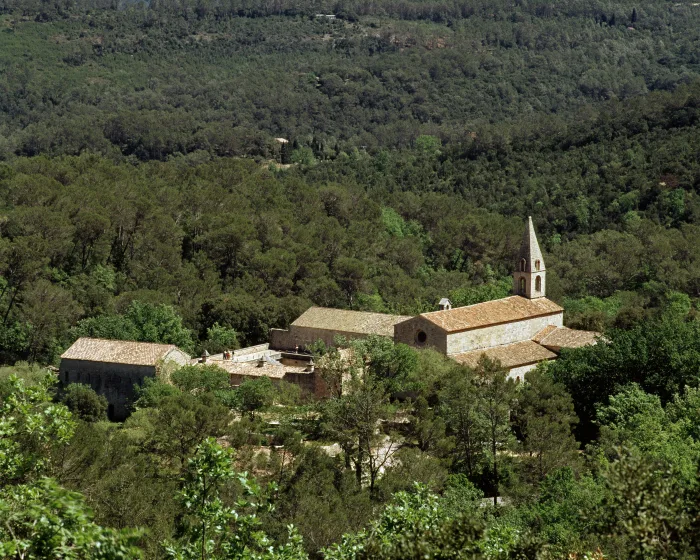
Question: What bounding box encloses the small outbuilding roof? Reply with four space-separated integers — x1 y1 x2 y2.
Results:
533 326 599 351
451 340 557 369
419 296 563 333
291 307 411 337
61 338 188 367
221 360 309 380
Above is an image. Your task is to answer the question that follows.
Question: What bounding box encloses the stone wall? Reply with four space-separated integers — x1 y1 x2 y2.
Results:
163 348 191 366
59 359 156 421
393 316 448 354
512 272 546 299
229 370 329 399
446 313 563 355
270 326 373 351
507 363 539 383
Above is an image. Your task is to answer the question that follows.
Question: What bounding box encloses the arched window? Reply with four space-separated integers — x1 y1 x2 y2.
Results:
520 258 526 272
519 277 526 294
415 330 427 345
535 259 541 271
535 276 542 292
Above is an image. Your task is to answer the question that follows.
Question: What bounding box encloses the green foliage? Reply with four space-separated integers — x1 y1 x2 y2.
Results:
349 336 419 394
514 368 580 486
201 322 239 354
438 366 487 479
236 377 276 419
290 147 317 167
133 377 182 409
595 384 700 485
0 373 142 558
323 484 483 560
72 301 195 354
0 373 75 485
129 392 232 474
549 316 700 441
0 362 49 397
61 383 108 423
70 315 139 343
322 371 392 492
0 478 143 560
172 364 231 394
1 3 700 557
439 474 484 519
591 448 696 559
517 468 604 554
449 279 513 309
414 135 441 157
164 437 308 560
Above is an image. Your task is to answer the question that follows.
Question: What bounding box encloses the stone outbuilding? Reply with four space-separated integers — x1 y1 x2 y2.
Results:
59 338 191 420
197 343 330 399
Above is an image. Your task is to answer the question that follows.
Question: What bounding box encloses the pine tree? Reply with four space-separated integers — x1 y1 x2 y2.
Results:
475 357 516 505
514 367 581 485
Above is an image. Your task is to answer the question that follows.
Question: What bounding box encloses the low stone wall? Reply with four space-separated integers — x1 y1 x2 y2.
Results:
229 369 330 399
507 363 538 383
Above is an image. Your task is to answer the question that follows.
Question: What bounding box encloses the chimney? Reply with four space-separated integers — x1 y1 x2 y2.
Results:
438 298 452 311
201 349 209 363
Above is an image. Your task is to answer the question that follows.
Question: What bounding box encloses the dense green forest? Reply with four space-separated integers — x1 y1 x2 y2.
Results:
2 0 700 558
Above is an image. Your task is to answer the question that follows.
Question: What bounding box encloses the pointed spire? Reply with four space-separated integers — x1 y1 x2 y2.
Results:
516 216 544 273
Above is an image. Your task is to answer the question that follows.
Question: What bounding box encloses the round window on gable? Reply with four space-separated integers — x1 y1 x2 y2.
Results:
415 330 428 345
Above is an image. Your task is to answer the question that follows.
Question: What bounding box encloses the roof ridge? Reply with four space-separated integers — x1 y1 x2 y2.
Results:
417 296 563 333
301 306 410 316
72 336 177 347
421 295 519 317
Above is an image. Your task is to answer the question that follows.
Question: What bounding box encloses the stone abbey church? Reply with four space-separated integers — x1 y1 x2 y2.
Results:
61 217 598 420
272 216 598 380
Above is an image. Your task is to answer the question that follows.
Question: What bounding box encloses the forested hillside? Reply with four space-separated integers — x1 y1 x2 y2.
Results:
0 0 699 158
2 0 700 558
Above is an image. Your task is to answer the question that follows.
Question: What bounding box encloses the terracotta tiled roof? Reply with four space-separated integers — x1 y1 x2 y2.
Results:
420 296 563 333
61 338 187 366
451 340 557 369
534 326 599 350
292 307 411 337
532 325 557 341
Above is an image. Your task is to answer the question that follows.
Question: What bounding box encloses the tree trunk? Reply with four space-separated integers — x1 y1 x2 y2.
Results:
355 435 364 486
492 424 498 507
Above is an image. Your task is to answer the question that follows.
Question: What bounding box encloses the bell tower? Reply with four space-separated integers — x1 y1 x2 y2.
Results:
513 216 546 299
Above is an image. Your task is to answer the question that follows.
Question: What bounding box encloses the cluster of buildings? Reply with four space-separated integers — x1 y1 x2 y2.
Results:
60 217 597 420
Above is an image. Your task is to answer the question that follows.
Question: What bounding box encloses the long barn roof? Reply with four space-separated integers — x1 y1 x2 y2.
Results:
292 307 411 337
61 337 187 366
